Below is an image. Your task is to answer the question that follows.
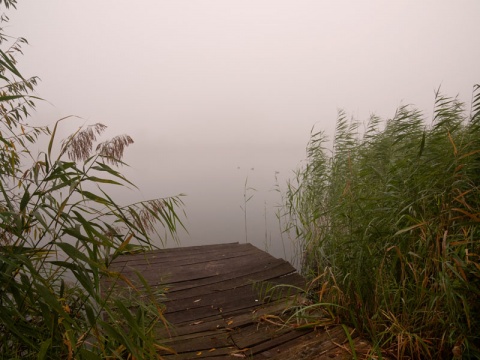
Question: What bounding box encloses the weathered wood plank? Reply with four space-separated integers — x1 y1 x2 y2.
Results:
161 347 236 360
103 257 293 295
105 245 283 289
248 328 314 356
158 315 226 338
258 325 357 359
103 243 377 359
162 261 296 301
163 258 296 293
162 329 233 354
108 243 255 268
254 331 322 359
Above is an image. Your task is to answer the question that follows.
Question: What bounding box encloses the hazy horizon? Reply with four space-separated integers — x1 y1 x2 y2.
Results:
8 0 480 261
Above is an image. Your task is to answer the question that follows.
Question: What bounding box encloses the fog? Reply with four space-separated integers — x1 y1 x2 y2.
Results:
9 0 480 261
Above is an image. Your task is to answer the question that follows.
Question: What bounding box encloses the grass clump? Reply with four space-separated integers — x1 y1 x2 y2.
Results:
0 2 184 358
285 86 480 359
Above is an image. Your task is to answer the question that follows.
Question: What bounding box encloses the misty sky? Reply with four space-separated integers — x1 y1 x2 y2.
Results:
8 1 480 260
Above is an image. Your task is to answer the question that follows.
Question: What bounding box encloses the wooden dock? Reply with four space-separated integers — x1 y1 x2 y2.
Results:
103 243 377 359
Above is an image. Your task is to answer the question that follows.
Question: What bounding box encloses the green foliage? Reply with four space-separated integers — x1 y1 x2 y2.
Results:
0 6 184 359
286 88 480 359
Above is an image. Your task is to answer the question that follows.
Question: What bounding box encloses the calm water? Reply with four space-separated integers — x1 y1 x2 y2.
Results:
121 143 307 267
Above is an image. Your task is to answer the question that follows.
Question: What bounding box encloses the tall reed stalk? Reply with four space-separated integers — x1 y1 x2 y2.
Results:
240 177 256 243
286 86 480 359
0 3 184 358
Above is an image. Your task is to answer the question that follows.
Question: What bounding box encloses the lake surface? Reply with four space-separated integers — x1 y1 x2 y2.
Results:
121 142 308 267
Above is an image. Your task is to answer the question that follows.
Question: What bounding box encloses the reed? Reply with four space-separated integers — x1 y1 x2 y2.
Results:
285 86 480 359
0 3 184 358
240 177 256 243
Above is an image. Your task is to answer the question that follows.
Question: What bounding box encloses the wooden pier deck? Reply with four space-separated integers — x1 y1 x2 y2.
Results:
103 243 376 359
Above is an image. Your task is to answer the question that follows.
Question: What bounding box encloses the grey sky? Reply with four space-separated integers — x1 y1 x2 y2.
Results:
8 1 480 260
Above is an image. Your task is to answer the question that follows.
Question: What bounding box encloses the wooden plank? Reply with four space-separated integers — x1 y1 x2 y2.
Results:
165 304 222 325
162 261 296 301
161 330 233 354
254 331 321 359
106 248 279 287
109 247 263 273
163 259 295 293
103 243 375 359
164 275 302 314
161 347 236 359
256 325 359 359
222 302 291 329
108 243 250 268
230 322 290 350
247 328 314 356
165 284 256 313
159 315 226 338
102 258 293 298
164 280 304 326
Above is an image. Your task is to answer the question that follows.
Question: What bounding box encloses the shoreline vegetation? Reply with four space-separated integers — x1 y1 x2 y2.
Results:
284 86 480 359
0 1 184 358
1 1 479 359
